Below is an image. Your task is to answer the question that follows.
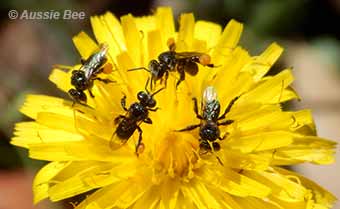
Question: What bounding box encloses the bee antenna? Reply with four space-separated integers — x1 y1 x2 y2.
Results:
216 156 224 166
127 67 150 72
151 87 165 97
209 142 224 166
144 77 150 94
53 64 74 71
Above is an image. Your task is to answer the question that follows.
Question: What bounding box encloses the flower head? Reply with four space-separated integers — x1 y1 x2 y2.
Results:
12 7 337 209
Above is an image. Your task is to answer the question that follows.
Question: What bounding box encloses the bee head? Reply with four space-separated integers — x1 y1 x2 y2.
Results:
71 70 87 90
137 91 156 108
68 89 87 103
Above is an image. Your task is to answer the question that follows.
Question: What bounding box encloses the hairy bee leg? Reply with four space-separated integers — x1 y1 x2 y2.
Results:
176 67 185 88
176 124 200 132
218 96 240 120
168 39 176 51
164 71 169 88
88 89 95 98
120 95 128 111
101 62 114 74
148 107 159 112
143 117 152 124
192 98 199 115
144 77 150 93
135 126 143 155
94 77 115 84
153 79 157 90
219 132 230 141
150 77 154 91
217 119 234 126
192 98 203 119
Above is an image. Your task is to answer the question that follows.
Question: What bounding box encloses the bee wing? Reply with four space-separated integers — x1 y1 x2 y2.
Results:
82 44 109 79
174 52 205 60
82 60 105 79
175 52 204 76
109 130 128 150
108 114 129 150
183 62 199 76
82 65 95 79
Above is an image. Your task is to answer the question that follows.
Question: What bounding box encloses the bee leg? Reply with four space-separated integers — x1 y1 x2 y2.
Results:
218 96 240 120
94 77 115 84
176 124 200 132
135 126 143 155
114 115 125 124
192 98 203 119
148 107 159 112
167 38 176 51
176 69 185 88
217 120 234 126
121 95 128 111
143 117 152 124
88 89 95 98
150 78 155 90
149 78 153 91
219 132 230 141
80 58 86 65
164 71 169 88
216 156 224 166
145 77 151 93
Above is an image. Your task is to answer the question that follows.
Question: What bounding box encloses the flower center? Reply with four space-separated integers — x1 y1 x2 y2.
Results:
153 132 200 178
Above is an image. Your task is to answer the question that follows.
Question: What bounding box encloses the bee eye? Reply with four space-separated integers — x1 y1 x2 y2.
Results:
137 91 147 101
149 60 160 70
148 99 156 108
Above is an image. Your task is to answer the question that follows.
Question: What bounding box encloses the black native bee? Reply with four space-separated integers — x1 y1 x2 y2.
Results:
68 43 114 104
110 79 164 155
129 38 216 89
176 86 239 153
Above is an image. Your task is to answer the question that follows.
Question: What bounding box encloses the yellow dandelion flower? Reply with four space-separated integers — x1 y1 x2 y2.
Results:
12 7 337 209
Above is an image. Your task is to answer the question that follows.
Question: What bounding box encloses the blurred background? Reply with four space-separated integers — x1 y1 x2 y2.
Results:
0 0 339 208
